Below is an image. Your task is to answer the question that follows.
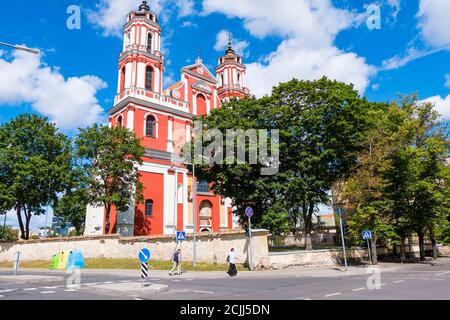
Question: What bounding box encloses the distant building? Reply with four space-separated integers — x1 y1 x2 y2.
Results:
51 216 73 236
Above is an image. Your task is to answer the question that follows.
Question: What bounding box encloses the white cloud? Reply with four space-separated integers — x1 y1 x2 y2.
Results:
0 50 107 130
203 0 356 49
387 0 401 19
381 47 439 71
203 0 375 97
381 1 449 71
181 21 197 28
175 0 195 17
88 0 196 37
246 39 375 97
417 0 450 50
421 95 450 120
214 29 249 57
445 73 450 89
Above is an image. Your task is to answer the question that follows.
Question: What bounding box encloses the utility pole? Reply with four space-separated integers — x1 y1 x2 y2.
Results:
338 207 348 271
0 41 39 54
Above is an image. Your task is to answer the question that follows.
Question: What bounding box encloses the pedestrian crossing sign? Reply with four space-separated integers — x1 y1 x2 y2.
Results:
362 230 372 240
176 231 186 241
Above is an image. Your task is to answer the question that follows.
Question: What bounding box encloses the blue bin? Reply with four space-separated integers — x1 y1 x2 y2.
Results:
66 250 85 269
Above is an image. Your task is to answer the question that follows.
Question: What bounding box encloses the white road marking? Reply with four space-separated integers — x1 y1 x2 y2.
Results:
23 288 37 291
85 282 99 286
352 288 365 292
393 280 404 283
194 290 214 294
0 295 4 298
42 286 59 289
103 281 114 284
173 279 181 282
0 289 14 293
40 291 56 294
325 292 342 297
380 283 387 286
64 289 78 292
436 271 450 277
134 297 143 300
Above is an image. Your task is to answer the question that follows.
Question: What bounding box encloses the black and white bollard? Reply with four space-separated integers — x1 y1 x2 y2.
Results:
141 262 148 287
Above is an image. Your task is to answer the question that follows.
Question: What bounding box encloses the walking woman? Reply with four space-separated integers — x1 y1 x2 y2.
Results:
226 248 239 277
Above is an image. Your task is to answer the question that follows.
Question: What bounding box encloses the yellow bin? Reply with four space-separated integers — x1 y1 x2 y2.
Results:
57 251 71 269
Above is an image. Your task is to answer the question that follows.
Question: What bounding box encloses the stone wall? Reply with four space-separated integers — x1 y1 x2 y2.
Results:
269 248 370 268
0 230 270 267
269 244 442 268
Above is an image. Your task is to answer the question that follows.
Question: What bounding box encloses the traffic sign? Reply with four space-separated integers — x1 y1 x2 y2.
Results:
176 231 186 241
245 207 253 218
337 207 345 217
138 248 151 263
362 230 372 240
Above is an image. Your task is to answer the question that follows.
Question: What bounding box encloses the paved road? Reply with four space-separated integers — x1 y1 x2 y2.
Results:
1 259 449 300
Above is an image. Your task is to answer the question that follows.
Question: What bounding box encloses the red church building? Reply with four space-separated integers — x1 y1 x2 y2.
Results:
84 1 250 237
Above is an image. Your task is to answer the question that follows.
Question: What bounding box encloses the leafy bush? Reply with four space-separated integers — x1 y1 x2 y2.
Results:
0 226 19 241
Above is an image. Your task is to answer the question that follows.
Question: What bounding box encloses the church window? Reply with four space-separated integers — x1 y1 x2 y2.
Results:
146 115 156 137
145 66 153 91
145 199 153 216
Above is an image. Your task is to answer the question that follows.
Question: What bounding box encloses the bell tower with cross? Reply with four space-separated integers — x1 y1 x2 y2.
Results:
215 34 250 102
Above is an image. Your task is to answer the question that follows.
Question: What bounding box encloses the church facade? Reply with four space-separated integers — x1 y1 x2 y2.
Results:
84 1 250 237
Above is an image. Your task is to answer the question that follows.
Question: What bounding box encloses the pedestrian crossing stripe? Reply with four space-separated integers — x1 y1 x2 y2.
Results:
141 263 148 278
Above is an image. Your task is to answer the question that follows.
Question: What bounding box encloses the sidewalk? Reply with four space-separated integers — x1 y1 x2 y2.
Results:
0 262 408 279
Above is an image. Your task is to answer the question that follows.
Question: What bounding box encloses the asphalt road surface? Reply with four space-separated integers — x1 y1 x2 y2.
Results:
1 259 450 300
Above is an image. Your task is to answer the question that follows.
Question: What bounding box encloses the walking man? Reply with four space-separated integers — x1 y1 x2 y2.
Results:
169 248 181 276
226 248 239 277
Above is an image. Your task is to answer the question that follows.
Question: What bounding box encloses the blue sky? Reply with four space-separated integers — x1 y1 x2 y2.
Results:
1 0 449 231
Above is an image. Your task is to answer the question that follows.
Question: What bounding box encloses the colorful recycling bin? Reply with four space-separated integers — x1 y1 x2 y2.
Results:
49 253 60 269
57 250 70 269
66 250 84 269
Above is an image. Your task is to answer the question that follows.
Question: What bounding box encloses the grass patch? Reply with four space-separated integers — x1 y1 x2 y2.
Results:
0 258 247 272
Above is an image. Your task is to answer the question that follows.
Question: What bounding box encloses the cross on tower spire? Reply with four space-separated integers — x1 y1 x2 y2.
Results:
139 1 150 11
195 47 202 64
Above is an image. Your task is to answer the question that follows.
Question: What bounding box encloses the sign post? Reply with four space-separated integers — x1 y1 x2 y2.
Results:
337 208 348 271
245 207 254 271
13 251 20 276
362 230 373 266
138 248 151 287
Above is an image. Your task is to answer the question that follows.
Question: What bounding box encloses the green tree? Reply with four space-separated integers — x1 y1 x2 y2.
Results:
53 167 88 235
381 97 449 261
190 78 372 241
75 124 144 234
0 114 72 240
343 102 406 264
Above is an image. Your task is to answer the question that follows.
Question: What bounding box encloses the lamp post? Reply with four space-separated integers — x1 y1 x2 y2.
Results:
0 41 39 54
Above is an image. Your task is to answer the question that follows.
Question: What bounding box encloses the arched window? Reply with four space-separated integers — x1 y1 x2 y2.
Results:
146 115 156 137
147 33 153 51
237 72 240 87
145 199 153 216
199 200 212 229
145 66 153 91
221 73 224 86
117 115 123 127
120 67 126 92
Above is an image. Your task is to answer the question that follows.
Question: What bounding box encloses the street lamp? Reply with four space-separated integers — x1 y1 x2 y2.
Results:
0 41 40 55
